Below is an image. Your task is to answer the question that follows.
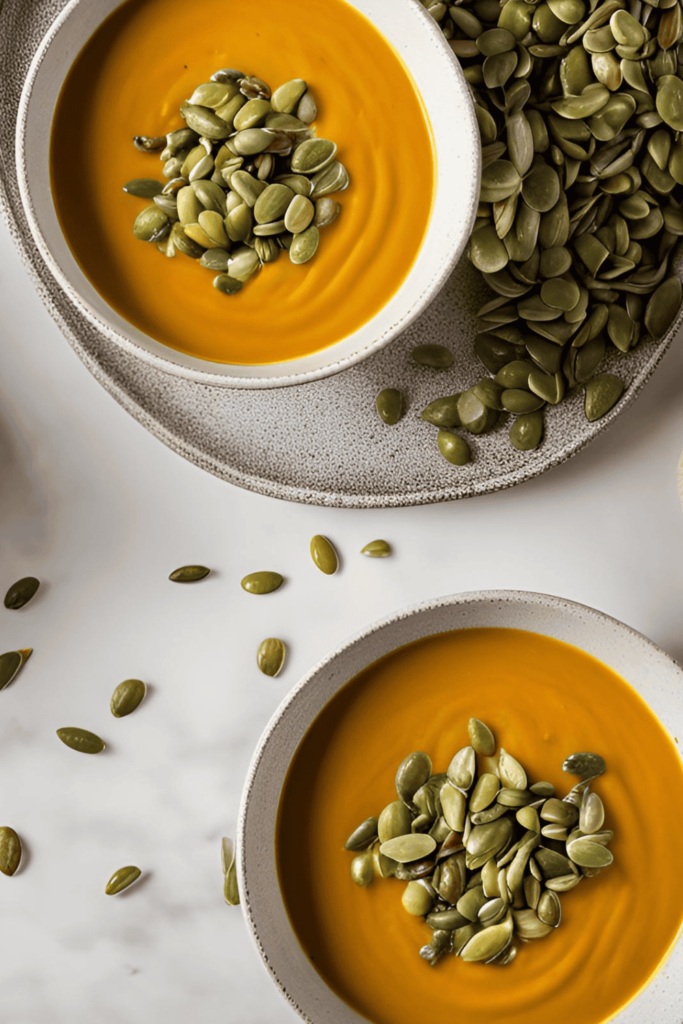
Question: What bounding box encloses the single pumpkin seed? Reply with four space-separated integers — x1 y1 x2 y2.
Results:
402 879 436 916
213 274 243 295
396 752 432 807
123 178 164 198
0 648 32 691
344 817 378 851
169 565 210 582
256 638 286 678
361 540 392 558
437 431 472 466
376 388 404 425
133 206 169 243
310 535 338 575
566 837 614 867
289 225 320 264
241 571 284 594
105 865 141 895
379 833 437 863
56 727 105 754
0 826 22 876
584 373 625 420
224 856 240 904
310 161 350 198
4 577 40 610
412 344 454 369
510 411 544 450
111 679 146 718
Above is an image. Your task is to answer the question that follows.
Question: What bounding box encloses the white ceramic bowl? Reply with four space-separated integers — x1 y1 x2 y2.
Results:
16 0 480 389
238 590 683 1023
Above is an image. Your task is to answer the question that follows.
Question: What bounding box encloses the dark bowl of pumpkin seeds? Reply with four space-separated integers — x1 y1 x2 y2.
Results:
239 590 683 1024
16 0 480 388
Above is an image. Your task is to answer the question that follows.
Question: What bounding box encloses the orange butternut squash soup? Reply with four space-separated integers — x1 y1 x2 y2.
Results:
50 0 435 365
276 628 683 1024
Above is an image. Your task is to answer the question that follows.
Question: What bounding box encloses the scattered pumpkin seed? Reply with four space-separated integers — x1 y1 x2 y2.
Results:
0 826 22 876
257 638 286 677
168 565 210 582
361 540 392 558
0 649 32 691
111 679 146 718
105 866 141 895
4 577 40 610
241 571 284 594
56 727 105 754
412 345 454 369
310 535 338 575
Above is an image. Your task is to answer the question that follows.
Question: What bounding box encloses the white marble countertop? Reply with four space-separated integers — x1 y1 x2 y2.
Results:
2 214 683 1024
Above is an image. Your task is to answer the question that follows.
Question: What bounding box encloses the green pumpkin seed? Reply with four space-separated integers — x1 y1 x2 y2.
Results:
344 817 378 851
291 138 338 175
480 160 522 203
310 535 338 575
133 134 165 152
411 344 454 369
502 389 545 414
401 880 435 916
133 206 169 243
171 223 204 259
421 395 462 427
644 276 682 337
169 565 210 582
0 826 22 876
182 104 231 140
361 540 392 558
233 128 273 155
379 833 437 863
56 727 105 754
200 249 231 272
437 431 471 466
289 225 320 264
111 679 146 718
396 752 432 807
105 865 141 895
224 855 240 905
213 274 243 295
498 749 528 789
580 792 605 833
314 198 341 227
123 178 164 198
468 718 496 756
378 801 413 843
241 571 284 594
271 78 308 114
376 388 404 425
470 774 501 813
254 183 295 224
257 638 286 677
310 161 350 198
510 410 544 450
228 247 261 282
4 577 40 610
584 373 625 420
0 648 32 691
566 837 614 868
284 194 315 234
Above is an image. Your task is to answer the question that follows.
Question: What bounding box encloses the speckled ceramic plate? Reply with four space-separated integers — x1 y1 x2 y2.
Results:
2 0 682 507
238 590 683 1023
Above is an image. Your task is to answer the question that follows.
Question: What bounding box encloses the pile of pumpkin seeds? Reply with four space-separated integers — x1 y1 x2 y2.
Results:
344 718 613 966
417 0 683 458
124 72 349 294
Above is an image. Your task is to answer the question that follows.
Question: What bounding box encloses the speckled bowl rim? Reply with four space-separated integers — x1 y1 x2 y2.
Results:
15 0 480 389
237 589 683 1024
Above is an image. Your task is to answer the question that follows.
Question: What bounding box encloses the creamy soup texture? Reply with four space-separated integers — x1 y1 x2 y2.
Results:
277 628 683 1024
50 0 435 364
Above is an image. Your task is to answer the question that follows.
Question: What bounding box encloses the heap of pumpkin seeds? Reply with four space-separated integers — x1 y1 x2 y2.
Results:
417 0 683 458
344 718 614 966
124 72 349 294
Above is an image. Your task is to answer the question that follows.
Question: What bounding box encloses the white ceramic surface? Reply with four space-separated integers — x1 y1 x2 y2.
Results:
238 590 683 1024
15 0 480 389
